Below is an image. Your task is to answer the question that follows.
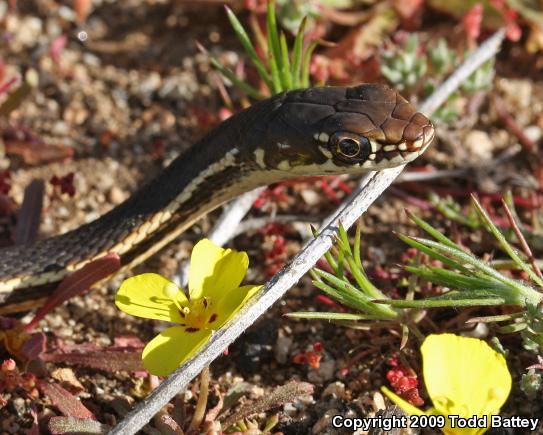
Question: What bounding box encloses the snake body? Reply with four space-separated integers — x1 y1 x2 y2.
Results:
0 84 434 312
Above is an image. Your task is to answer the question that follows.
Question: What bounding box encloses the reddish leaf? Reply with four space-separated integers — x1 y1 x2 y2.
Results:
74 0 92 24
113 335 145 348
50 35 67 65
463 3 483 42
222 381 314 428
4 139 74 165
393 0 424 28
0 76 18 96
38 381 95 419
41 350 145 373
48 417 109 434
19 332 46 360
0 59 5 84
154 414 184 435
25 254 121 331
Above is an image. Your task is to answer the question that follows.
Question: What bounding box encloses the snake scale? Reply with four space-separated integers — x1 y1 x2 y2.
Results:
0 84 434 313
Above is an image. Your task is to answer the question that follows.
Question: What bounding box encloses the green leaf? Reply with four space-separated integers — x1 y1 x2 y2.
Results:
312 279 393 317
207 54 265 99
290 16 307 88
225 6 274 91
354 221 362 271
471 195 543 289
279 32 292 89
301 40 318 87
404 265 504 291
497 323 528 334
466 312 525 324
342 249 389 300
338 224 352 257
397 233 470 273
266 0 283 92
337 249 345 279
406 210 458 250
410 237 539 304
377 291 506 308
267 39 282 92
286 312 388 321
312 270 397 318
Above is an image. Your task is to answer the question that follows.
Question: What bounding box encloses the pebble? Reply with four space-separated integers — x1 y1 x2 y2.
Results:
283 402 299 416
524 125 542 143
498 78 532 109
9 16 43 47
139 72 162 95
58 5 77 22
274 335 292 364
12 397 27 416
311 409 338 434
462 322 489 339
300 188 320 206
308 359 336 383
322 381 346 399
52 368 85 392
372 391 386 411
108 186 127 204
464 130 494 161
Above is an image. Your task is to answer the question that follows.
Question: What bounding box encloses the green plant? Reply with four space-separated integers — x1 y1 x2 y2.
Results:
381 34 427 91
202 1 320 100
393 198 542 310
294 195 543 350
381 36 495 122
293 223 400 322
521 368 543 399
287 224 416 343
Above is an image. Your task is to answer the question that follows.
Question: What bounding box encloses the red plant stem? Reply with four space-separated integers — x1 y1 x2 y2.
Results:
0 76 18 96
493 95 537 153
388 187 432 210
501 199 543 280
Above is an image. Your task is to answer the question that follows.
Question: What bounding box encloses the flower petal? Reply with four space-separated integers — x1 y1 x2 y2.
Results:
421 334 511 418
188 239 249 300
381 387 425 416
213 285 261 327
115 273 187 322
142 326 211 376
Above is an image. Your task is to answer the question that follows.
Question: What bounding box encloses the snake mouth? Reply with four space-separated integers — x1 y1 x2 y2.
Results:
366 123 435 168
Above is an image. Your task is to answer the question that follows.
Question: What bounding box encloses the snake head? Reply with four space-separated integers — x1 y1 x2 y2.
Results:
252 84 434 175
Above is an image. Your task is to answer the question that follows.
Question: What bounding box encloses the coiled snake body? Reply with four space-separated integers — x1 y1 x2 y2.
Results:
0 84 434 312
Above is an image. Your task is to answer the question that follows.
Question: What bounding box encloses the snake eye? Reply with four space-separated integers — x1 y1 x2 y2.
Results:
338 138 360 157
329 132 371 163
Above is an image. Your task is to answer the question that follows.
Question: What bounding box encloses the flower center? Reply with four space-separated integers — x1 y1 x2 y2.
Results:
163 283 218 332
183 298 217 330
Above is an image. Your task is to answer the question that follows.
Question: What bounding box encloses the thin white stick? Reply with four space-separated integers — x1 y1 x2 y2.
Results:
110 29 505 435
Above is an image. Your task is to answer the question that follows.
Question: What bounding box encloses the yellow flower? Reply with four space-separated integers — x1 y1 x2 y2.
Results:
382 334 512 435
115 239 261 376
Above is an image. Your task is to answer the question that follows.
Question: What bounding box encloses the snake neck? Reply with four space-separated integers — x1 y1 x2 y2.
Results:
0 96 283 296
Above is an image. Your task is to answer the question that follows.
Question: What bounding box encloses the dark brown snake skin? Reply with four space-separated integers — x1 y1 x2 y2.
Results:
0 84 434 312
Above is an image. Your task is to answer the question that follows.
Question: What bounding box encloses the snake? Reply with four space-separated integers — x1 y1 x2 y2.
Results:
0 84 434 313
